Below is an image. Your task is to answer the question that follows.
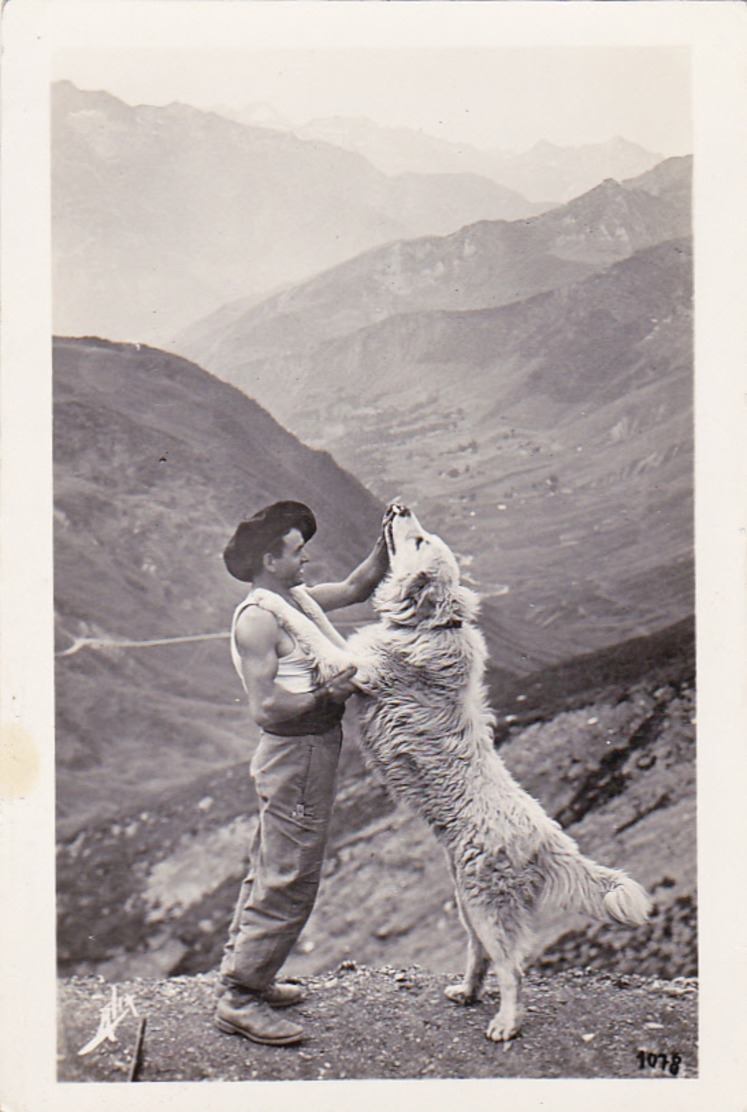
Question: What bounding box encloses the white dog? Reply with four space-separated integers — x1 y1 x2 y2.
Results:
348 503 651 1042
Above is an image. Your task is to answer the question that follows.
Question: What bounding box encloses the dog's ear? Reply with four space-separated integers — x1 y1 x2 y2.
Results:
405 571 430 597
406 571 442 622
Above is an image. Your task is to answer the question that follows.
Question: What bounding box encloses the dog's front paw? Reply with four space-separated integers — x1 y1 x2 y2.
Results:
444 983 480 1006
485 1010 521 1043
351 672 374 695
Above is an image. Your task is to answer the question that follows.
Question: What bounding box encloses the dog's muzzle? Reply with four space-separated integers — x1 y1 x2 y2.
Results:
383 501 410 555
384 518 395 555
384 500 409 523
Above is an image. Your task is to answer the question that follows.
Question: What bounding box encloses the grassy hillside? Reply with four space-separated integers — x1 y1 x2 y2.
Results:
54 336 384 829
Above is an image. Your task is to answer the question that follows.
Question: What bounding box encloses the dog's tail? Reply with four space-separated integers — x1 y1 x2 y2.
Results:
538 831 652 926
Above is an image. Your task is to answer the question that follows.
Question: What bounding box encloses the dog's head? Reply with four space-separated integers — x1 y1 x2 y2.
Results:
375 502 478 628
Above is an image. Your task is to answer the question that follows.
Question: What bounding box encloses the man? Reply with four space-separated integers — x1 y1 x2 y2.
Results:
216 500 388 1045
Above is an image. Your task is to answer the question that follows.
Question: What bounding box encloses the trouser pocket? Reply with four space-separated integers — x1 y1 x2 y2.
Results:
295 742 315 819
253 727 342 826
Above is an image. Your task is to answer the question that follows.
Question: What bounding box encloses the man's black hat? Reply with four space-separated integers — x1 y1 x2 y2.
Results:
223 501 317 582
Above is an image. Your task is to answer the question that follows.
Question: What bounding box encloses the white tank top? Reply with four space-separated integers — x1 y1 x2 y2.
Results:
275 641 314 694
230 586 354 696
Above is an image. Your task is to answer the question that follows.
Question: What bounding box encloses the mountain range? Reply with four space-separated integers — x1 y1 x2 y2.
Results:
51 82 545 348
215 106 666 204
176 157 693 666
177 157 690 397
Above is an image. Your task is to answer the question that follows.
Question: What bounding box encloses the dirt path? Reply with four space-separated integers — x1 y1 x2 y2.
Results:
56 616 364 656
58 965 697 1083
56 631 230 657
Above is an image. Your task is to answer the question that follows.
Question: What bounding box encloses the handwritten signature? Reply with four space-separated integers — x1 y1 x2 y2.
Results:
77 984 139 1056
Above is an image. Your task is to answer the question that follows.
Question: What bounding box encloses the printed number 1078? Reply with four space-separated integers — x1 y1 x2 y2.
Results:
637 1050 681 1076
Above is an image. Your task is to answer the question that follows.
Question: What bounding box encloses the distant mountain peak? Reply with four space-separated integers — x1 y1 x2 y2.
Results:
212 100 295 131
608 134 663 156
527 139 564 153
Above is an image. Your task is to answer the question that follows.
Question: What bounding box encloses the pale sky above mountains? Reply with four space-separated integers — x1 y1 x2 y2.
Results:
53 46 691 158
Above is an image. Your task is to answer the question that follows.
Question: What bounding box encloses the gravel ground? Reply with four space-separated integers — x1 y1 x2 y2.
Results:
58 964 697 1083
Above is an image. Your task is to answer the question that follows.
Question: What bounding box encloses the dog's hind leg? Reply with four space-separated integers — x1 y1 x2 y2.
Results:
486 957 523 1043
444 888 491 1005
461 898 535 1042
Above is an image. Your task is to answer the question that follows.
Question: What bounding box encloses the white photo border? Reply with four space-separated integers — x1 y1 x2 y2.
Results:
1 3 746 1110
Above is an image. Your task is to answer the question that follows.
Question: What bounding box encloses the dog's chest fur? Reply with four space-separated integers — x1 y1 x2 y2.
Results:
349 618 499 828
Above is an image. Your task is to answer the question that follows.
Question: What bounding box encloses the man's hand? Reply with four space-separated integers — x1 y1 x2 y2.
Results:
309 526 390 612
317 665 358 704
370 529 390 579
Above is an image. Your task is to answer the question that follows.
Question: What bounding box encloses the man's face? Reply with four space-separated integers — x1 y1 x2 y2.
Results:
266 528 309 587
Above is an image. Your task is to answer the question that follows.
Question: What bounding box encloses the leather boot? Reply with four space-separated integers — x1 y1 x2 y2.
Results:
215 991 304 1045
215 980 304 1007
261 982 305 1008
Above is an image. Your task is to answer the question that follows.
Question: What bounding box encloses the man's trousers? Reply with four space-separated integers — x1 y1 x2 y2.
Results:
219 724 342 992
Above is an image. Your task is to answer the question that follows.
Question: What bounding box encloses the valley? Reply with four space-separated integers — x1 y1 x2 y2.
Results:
175 158 693 667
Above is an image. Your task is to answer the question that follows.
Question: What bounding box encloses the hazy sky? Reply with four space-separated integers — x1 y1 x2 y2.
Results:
53 46 691 156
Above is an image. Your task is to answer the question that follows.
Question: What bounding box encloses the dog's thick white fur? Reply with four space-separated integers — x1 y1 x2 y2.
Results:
348 505 652 1042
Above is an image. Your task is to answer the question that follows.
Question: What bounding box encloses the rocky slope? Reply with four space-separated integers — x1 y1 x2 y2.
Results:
57 966 698 1082
57 619 695 993
52 82 542 346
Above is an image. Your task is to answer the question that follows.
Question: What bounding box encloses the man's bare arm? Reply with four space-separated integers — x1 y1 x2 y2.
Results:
235 608 357 727
309 532 389 613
